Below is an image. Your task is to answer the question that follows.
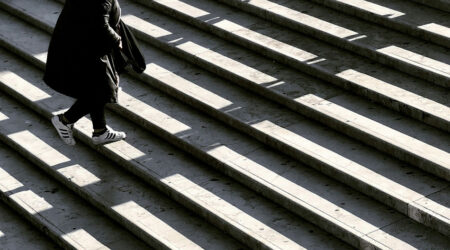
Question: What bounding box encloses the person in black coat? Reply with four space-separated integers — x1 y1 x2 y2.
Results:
44 0 145 145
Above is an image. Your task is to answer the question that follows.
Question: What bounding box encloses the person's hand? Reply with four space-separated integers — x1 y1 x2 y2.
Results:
118 39 123 50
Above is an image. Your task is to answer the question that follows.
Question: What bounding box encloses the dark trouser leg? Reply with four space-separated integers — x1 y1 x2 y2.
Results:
64 99 90 124
64 99 107 130
90 102 106 130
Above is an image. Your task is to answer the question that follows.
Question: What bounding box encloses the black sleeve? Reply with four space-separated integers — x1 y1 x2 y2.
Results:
90 0 121 53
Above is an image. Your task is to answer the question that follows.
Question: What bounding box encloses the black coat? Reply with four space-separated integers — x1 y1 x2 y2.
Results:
44 0 145 103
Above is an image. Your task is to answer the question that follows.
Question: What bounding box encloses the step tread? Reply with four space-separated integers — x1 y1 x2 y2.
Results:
3 0 449 134
204 0 450 87
0 85 242 249
0 124 149 250
300 0 450 47
0 50 351 249
407 0 450 12
0 198 58 250
1 18 449 247
1 3 449 237
122 0 450 131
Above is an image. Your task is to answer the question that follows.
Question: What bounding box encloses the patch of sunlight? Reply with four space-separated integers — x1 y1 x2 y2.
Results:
418 23 450 38
377 45 450 76
57 165 101 187
104 140 146 161
34 52 48 64
112 201 196 248
0 168 24 192
145 63 233 109
266 81 285 88
176 41 278 84
10 190 53 215
258 0 358 38
156 0 210 18
335 69 450 117
7 130 70 167
336 0 404 18
306 58 327 65
0 231 4 238
0 111 9 121
207 145 386 233
212 19 318 62
347 34 367 41
0 72 51 102
119 90 192 135
62 229 107 250
122 15 172 38
160 173 301 248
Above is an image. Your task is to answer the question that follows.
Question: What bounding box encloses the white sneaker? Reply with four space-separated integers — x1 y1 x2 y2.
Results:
51 115 75 146
92 126 126 145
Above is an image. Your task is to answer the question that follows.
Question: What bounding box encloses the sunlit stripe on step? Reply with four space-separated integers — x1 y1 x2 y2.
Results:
6 130 102 187
145 63 234 110
207 145 379 235
153 0 210 18
34 52 47 64
8 130 70 167
121 15 172 38
0 112 8 122
336 69 450 125
418 23 450 39
212 19 319 62
250 120 420 203
176 41 278 84
160 173 306 249
0 166 107 249
0 168 23 193
62 229 109 250
112 201 201 249
335 0 404 18
150 0 319 62
119 90 192 135
57 165 101 188
250 0 358 38
0 231 4 238
295 94 450 175
377 45 450 78
9 190 53 215
0 71 51 102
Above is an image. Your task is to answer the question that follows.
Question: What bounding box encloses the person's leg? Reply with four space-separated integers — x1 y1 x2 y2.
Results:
90 101 107 136
52 99 90 146
90 102 126 145
63 99 91 124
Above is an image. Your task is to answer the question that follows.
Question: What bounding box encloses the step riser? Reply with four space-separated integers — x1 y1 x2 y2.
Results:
210 0 450 88
407 0 450 12
129 0 449 134
0 4 448 237
0 192 77 250
305 0 450 49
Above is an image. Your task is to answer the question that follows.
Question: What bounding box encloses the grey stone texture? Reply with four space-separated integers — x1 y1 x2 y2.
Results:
0 0 448 249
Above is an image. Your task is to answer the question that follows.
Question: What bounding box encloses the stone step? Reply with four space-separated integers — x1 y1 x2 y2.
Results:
407 0 450 12
1 20 449 250
191 0 450 88
5 0 448 134
66 0 450 133
302 0 450 49
4 0 448 180
0 80 243 249
0 48 351 250
0 122 150 249
1 2 449 238
0 196 58 249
